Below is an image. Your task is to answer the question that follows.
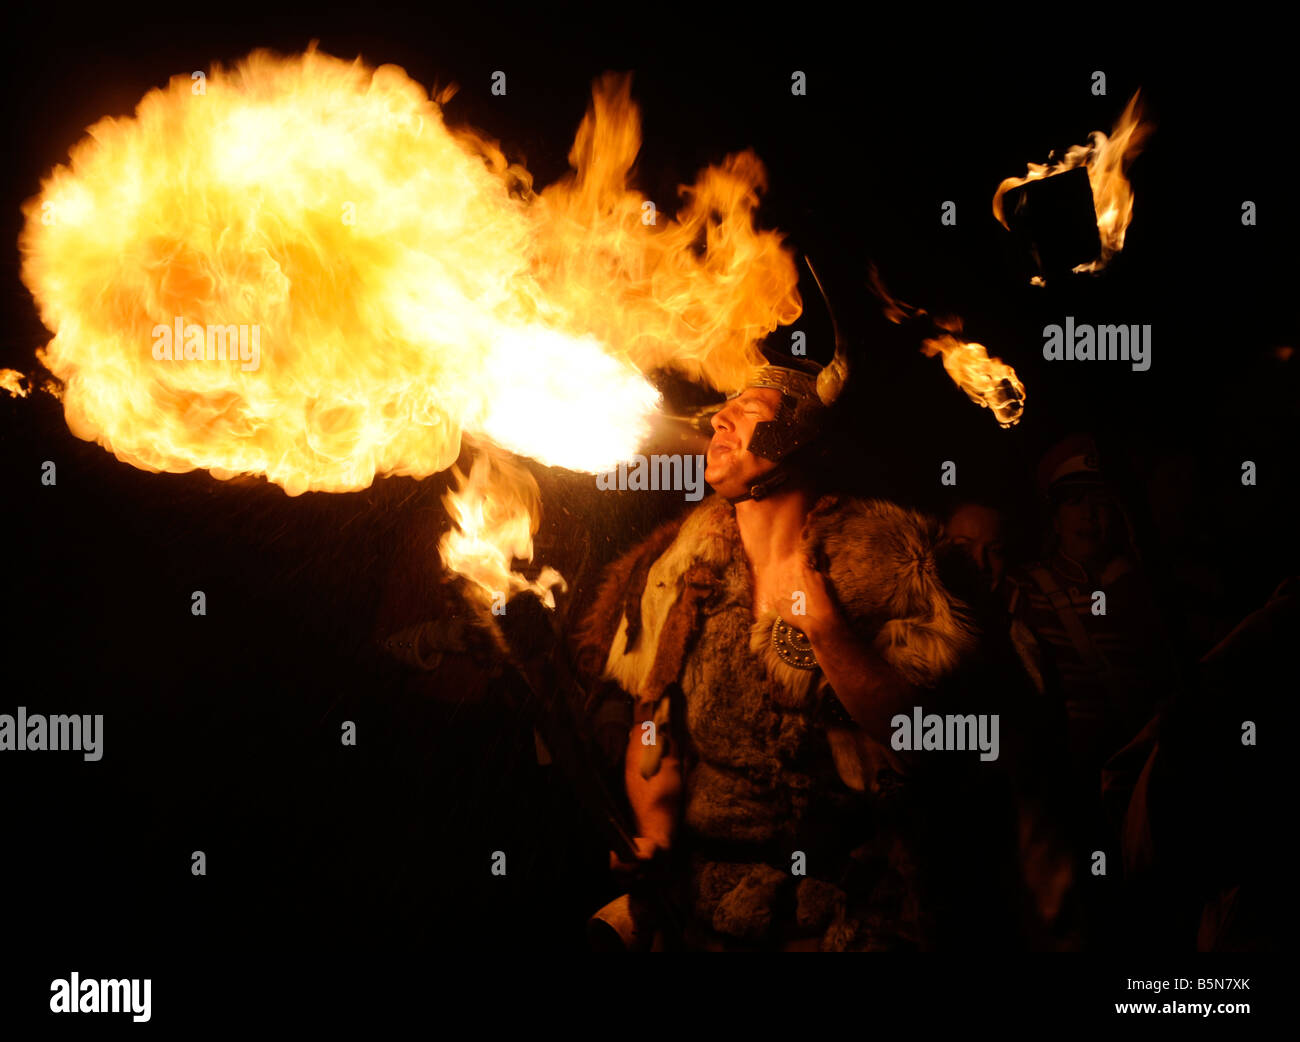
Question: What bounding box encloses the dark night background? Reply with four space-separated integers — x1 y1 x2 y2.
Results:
0 1 1294 988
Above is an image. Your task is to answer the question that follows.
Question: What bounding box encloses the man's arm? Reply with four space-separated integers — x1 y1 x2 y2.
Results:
615 698 682 865
803 608 924 748
770 550 951 753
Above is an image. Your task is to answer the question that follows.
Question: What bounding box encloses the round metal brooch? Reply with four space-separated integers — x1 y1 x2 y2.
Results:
770 616 819 670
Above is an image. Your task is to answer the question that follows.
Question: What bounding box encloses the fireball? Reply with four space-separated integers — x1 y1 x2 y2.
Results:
19 48 801 603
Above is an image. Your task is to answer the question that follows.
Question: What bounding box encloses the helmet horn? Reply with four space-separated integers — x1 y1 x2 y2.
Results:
804 256 850 406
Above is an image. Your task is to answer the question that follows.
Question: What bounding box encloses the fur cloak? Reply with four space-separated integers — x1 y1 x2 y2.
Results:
571 491 984 950
573 490 979 766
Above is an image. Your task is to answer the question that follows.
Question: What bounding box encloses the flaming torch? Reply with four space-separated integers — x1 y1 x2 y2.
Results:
993 90 1153 284
866 265 1025 428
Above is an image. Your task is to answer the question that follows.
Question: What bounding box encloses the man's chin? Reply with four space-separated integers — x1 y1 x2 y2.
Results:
704 468 740 499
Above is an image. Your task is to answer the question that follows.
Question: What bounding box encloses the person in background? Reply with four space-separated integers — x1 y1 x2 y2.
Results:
945 500 1008 596
942 495 1081 950
1003 434 1179 945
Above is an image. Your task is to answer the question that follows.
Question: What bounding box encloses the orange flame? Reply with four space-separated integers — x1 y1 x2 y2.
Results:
0 369 29 398
866 266 1024 427
18 49 800 605
920 327 1025 429
439 450 566 608
993 90 1153 278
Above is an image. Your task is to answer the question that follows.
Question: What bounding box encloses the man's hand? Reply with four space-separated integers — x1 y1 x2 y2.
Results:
622 704 681 871
769 548 839 639
609 836 664 874
766 549 929 750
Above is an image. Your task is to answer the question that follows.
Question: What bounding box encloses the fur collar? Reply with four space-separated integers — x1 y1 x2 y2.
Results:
573 492 977 709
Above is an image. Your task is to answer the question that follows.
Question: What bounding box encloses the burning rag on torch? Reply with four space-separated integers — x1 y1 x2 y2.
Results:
865 264 1025 428
993 90 1153 285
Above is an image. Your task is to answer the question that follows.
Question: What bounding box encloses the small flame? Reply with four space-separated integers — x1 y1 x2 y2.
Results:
993 90 1153 279
866 265 1024 427
0 369 29 398
439 449 566 608
921 328 1025 429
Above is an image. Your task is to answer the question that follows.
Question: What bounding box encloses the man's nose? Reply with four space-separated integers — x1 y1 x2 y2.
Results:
711 406 736 433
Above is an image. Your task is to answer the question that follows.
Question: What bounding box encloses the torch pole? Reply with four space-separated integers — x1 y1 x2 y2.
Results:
458 581 681 946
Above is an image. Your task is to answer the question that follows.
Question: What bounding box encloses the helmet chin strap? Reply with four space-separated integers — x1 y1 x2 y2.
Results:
723 464 792 504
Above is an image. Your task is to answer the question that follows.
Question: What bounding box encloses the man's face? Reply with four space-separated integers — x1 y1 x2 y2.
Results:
704 387 782 498
1053 487 1117 565
945 503 1006 591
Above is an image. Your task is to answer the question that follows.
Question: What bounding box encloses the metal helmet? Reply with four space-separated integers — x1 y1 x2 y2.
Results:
706 257 850 503
730 351 829 458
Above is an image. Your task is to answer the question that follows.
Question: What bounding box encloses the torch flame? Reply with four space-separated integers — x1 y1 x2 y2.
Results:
993 90 1152 278
19 49 800 606
866 265 1024 427
0 370 29 398
920 328 1026 429
439 449 566 608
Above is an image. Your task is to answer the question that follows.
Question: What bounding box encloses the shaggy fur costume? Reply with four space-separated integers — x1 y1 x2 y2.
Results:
574 492 977 703
572 491 982 949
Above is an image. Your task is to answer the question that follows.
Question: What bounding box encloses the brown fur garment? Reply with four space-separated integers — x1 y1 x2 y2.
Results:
572 492 978 709
571 491 983 948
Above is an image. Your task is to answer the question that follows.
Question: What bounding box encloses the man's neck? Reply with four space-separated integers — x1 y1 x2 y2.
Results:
733 482 814 568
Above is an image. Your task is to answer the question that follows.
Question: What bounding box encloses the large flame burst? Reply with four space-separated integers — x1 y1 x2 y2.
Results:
20 48 801 602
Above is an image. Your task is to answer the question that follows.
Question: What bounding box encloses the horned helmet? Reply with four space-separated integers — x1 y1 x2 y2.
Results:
701 258 850 504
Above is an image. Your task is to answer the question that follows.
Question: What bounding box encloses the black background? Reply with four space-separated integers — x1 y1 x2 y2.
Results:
0 0 1294 994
